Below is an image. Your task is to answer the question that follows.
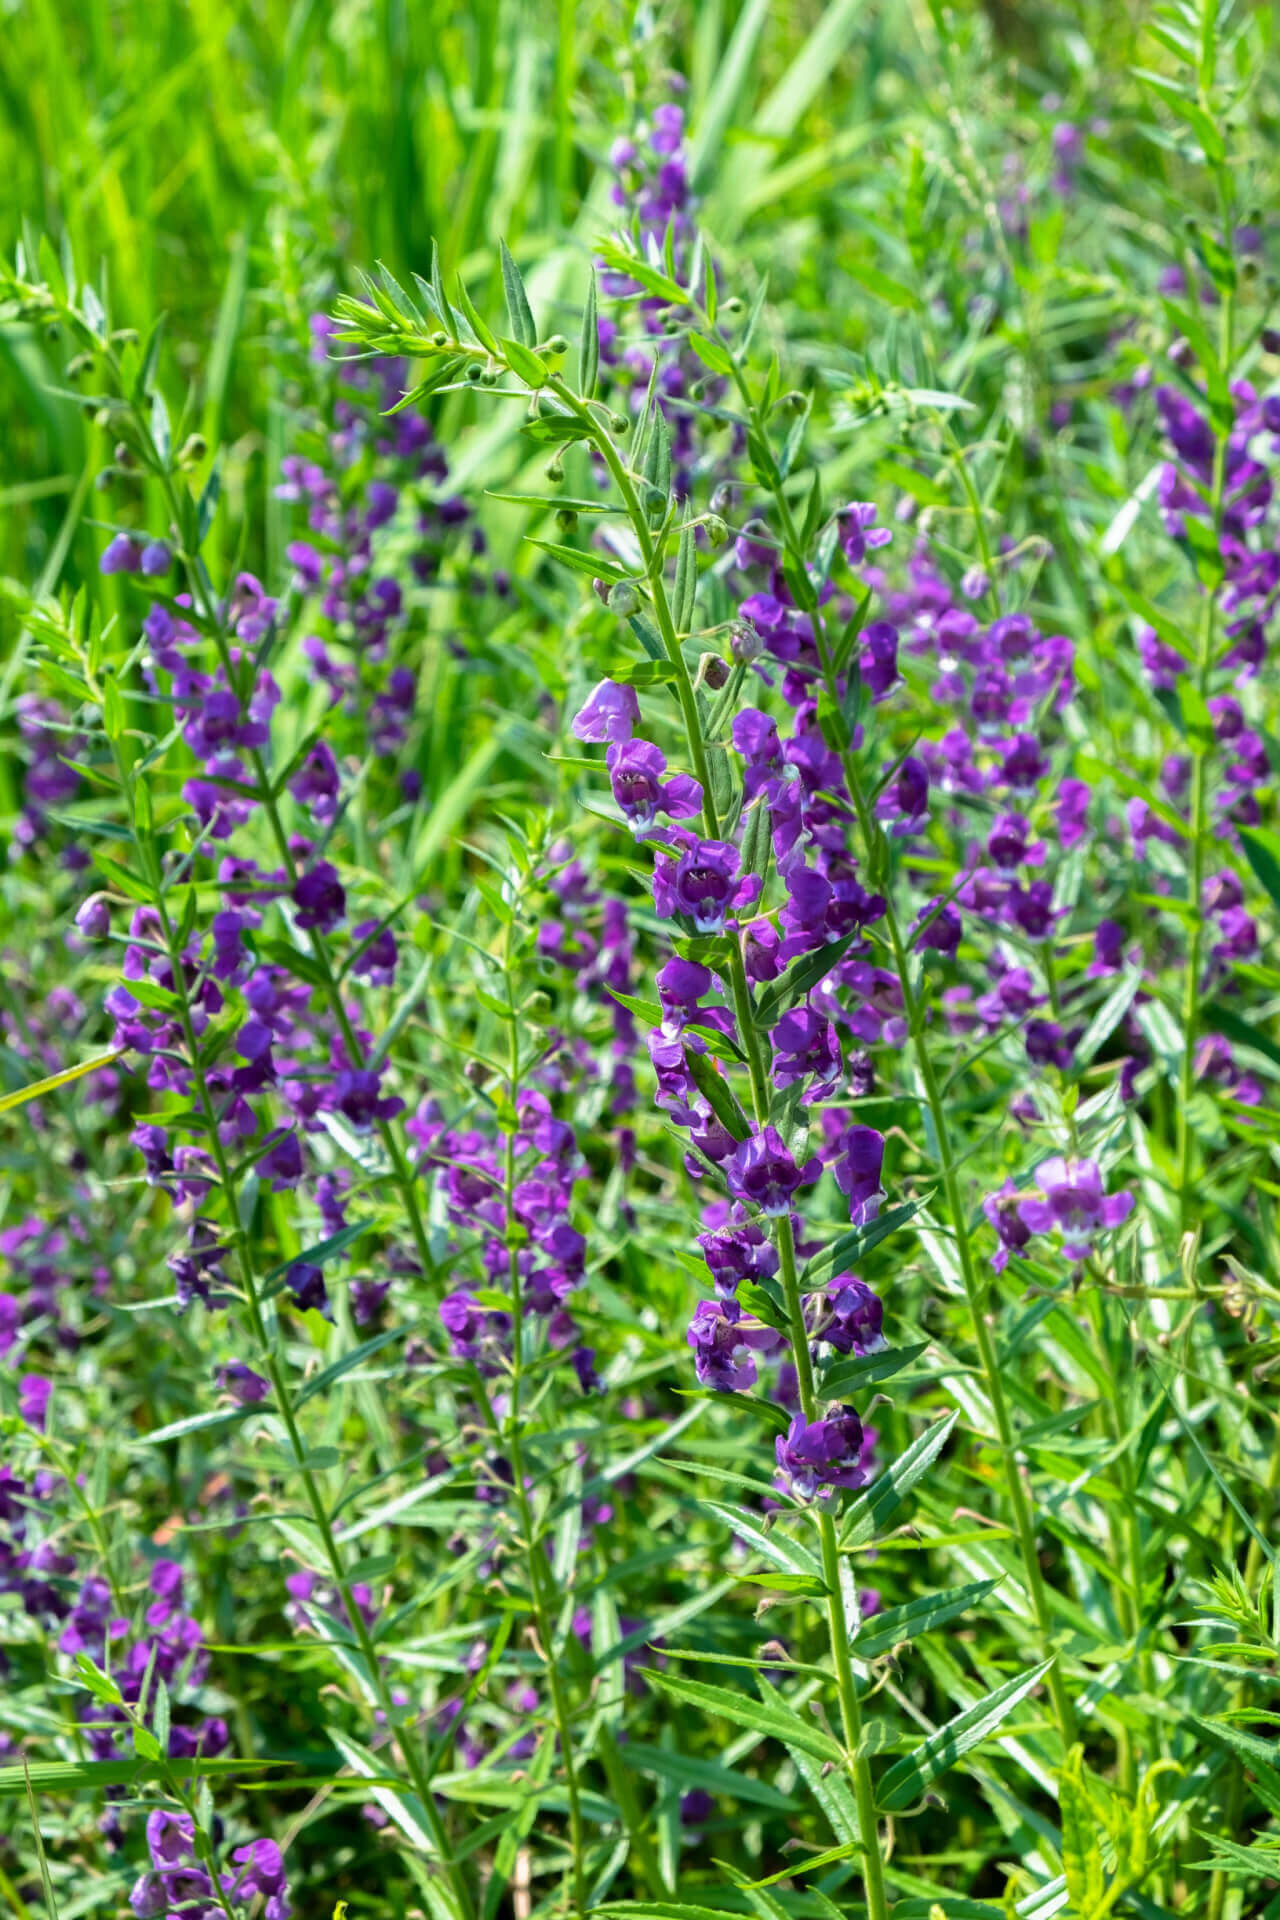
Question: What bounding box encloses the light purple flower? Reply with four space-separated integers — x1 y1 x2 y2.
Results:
571 679 641 743
1018 1157 1134 1263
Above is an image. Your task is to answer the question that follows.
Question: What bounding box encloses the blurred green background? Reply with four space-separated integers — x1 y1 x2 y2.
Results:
0 0 1200 611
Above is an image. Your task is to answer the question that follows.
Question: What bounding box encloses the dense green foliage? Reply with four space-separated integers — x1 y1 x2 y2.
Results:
2 6 1280 1920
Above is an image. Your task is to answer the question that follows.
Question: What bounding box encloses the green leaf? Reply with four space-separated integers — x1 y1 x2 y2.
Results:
754 932 859 1028
876 1657 1054 1810
851 1579 1002 1661
1073 966 1145 1070
498 239 536 348
684 1047 752 1142
296 1326 409 1407
841 1411 959 1548
578 268 599 397
454 272 500 354
500 337 547 387
799 1197 931 1288
817 1341 928 1399
645 1669 845 1763
3 1756 286 1799
621 1743 796 1811
0 1048 124 1117
141 1405 256 1446
1239 828 1280 915
699 1499 824 1583
1184 1714 1280 1804
326 1729 440 1854
687 0 773 190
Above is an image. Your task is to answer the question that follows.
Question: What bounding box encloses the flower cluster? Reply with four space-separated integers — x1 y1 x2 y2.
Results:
130 1811 289 1920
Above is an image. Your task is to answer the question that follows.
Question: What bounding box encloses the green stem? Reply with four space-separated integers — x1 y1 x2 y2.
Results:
776 1221 891 1920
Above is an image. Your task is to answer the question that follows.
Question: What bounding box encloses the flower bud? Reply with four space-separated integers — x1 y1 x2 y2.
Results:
608 581 641 618
74 894 111 941
178 433 207 465
705 514 728 549
545 334 569 355
702 655 731 690
730 620 763 664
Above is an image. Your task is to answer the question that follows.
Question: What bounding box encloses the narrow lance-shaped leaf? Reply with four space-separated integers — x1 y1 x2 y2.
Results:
850 1578 1002 1661
877 1657 1054 1811
498 239 536 348
578 268 599 397
841 1410 958 1549
645 1669 844 1763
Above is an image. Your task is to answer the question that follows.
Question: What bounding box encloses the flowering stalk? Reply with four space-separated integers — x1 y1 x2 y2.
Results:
336 250 900 1908
1172 219 1235 1248
111 740 476 1920
0 263 477 1919
696 332 1080 1751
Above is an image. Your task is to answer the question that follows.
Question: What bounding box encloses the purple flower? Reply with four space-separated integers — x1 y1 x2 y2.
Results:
687 1298 782 1391
571 679 641 743
771 1006 840 1092
653 840 755 932
817 1278 884 1354
18 1375 51 1430
725 1125 821 1216
837 502 892 567
74 893 111 940
732 709 787 798
292 861 346 932
833 1125 884 1223
1018 1156 1135 1263
912 898 962 957
140 541 171 577
259 1128 303 1190
289 742 342 823
606 738 703 832
351 920 398 986
775 1407 870 1499
982 1180 1033 1272
230 1839 291 1920
216 1362 270 1405
100 533 143 575
286 1262 330 1314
